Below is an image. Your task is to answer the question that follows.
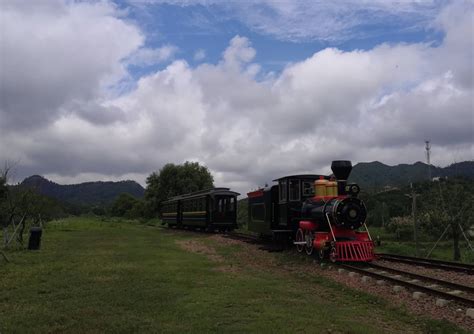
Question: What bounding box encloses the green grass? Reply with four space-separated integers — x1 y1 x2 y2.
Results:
0 217 467 333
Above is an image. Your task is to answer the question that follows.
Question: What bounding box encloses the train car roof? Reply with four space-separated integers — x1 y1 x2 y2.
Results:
163 187 240 203
272 174 327 182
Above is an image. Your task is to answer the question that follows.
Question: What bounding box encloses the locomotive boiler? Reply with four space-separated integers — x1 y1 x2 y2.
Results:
247 160 374 262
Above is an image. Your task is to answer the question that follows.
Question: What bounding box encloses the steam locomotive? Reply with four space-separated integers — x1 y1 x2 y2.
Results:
247 160 374 262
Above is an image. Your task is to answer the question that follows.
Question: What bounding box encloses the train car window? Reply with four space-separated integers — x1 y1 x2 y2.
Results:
279 180 287 203
229 197 235 211
303 181 314 196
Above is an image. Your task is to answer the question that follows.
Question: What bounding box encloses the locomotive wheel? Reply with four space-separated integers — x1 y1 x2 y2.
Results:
329 247 337 263
304 230 314 256
295 228 304 253
318 248 326 260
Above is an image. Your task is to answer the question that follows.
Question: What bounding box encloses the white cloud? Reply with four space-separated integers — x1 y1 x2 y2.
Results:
0 0 143 128
127 45 179 66
0 1 472 196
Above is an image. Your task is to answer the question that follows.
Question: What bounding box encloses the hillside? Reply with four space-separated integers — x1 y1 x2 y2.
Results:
349 161 474 189
21 175 145 206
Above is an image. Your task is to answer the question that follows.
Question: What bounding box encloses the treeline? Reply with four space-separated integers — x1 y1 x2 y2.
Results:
97 161 214 219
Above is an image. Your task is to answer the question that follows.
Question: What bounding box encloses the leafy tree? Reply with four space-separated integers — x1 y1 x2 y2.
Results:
236 198 248 228
145 161 214 216
126 200 146 219
419 178 474 261
110 193 139 217
361 189 411 227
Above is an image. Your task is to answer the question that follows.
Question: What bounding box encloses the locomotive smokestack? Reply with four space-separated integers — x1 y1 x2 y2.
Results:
331 160 352 180
331 160 352 195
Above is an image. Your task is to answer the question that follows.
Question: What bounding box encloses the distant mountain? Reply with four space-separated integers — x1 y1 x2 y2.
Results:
349 161 474 189
21 175 145 206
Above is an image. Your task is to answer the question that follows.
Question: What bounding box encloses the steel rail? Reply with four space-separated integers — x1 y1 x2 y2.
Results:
377 253 474 275
339 263 474 308
378 253 474 269
367 262 474 294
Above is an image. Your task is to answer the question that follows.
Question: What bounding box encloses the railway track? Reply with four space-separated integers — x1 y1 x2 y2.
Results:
340 263 474 308
224 231 260 243
377 253 474 275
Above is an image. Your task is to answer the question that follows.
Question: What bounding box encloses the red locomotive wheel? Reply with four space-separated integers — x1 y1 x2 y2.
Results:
295 228 304 253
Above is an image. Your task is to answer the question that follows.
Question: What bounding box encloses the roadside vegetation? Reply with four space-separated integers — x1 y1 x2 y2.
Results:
363 178 474 262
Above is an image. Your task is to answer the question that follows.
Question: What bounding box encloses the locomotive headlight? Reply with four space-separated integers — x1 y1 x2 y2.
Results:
345 183 360 196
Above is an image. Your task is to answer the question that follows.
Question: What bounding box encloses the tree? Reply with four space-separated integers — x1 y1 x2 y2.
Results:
419 178 474 261
110 193 139 217
145 161 214 216
1 164 66 249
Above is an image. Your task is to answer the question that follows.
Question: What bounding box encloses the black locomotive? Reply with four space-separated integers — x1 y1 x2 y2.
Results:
247 160 374 262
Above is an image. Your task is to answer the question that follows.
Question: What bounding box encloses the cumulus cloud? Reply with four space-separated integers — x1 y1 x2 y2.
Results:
0 1 472 196
0 0 143 129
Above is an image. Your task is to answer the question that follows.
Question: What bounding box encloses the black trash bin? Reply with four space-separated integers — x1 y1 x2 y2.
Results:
28 227 43 250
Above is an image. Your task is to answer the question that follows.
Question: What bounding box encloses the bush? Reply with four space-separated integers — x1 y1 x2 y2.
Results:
385 216 413 240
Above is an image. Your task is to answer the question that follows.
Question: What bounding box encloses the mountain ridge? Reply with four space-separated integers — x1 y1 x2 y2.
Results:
349 160 474 189
21 175 145 206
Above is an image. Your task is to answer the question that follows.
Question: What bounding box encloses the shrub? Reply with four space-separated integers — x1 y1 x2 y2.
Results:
385 216 413 240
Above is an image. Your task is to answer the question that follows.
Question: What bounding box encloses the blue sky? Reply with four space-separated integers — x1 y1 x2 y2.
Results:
1 0 472 191
121 1 446 77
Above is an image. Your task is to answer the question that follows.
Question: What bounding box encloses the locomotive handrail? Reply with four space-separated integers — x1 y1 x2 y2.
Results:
363 223 372 241
325 213 337 242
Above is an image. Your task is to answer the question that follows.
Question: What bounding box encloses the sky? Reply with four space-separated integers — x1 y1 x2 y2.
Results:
0 0 473 194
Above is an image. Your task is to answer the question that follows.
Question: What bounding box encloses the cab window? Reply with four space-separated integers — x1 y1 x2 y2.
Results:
279 180 287 203
303 181 314 196
289 179 300 201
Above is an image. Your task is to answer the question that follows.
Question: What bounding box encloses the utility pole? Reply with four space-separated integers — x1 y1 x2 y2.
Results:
425 140 431 181
405 183 420 257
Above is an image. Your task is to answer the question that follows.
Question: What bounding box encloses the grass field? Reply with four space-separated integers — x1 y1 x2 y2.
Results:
0 217 467 333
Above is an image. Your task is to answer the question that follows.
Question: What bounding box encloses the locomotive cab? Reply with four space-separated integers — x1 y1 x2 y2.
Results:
274 175 324 232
